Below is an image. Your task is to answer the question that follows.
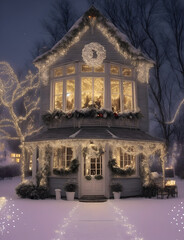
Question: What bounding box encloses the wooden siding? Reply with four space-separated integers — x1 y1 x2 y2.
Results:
48 175 78 198
111 177 142 197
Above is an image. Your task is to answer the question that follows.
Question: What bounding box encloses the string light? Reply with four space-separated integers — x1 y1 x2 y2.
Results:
0 62 42 181
166 98 184 124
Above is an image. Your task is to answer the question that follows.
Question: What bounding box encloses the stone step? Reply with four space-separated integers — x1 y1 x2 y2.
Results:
79 195 107 202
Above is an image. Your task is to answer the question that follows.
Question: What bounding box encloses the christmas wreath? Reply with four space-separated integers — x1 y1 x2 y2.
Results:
108 159 135 176
53 159 79 176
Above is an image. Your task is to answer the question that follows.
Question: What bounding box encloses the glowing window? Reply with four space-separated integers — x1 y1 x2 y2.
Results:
110 65 119 75
81 77 104 109
81 64 92 72
123 81 133 111
53 147 73 169
54 80 75 111
53 67 63 77
66 65 75 75
66 80 75 111
94 65 104 73
111 79 120 112
54 82 63 109
122 68 132 77
116 148 135 169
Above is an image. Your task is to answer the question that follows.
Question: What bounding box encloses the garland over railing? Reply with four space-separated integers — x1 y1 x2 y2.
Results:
42 109 143 125
108 159 135 176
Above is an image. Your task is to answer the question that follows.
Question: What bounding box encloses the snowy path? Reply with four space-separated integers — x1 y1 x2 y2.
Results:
0 177 184 240
53 201 143 240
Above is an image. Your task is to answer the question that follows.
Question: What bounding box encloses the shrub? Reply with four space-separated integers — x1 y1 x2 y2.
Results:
110 183 122 192
16 182 49 199
0 164 20 179
64 183 77 192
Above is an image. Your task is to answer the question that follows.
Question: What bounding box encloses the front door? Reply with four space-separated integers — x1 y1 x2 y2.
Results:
81 156 105 196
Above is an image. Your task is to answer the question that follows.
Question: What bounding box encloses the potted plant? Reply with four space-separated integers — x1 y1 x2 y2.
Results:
64 183 77 201
110 183 122 199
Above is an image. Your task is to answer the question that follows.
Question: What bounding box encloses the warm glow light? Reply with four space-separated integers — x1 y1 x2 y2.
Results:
165 180 176 186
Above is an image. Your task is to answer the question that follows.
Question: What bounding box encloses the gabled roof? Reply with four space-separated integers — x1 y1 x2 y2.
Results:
34 6 153 68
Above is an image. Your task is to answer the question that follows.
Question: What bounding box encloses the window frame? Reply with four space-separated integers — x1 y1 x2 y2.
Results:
53 146 73 170
110 77 135 112
81 76 105 109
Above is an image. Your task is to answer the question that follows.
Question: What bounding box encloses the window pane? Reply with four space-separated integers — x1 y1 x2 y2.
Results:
66 80 75 111
94 78 104 109
54 67 63 77
81 64 92 72
66 148 73 168
123 81 133 111
81 77 92 108
111 79 120 112
66 65 75 75
110 65 119 75
54 82 63 109
115 148 135 169
94 65 104 73
122 68 132 77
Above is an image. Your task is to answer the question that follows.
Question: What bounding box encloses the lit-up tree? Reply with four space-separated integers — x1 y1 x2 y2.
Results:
0 62 42 181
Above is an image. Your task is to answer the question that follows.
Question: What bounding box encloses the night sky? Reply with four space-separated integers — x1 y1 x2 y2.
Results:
0 0 89 71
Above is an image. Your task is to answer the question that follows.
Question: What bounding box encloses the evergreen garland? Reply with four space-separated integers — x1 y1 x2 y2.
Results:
42 109 143 125
108 159 135 176
53 159 79 176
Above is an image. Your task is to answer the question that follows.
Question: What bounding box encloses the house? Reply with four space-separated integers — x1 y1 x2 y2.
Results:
25 7 165 198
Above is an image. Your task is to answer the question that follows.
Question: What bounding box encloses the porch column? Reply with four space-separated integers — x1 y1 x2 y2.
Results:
32 146 37 185
77 144 82 198
104 142 110 198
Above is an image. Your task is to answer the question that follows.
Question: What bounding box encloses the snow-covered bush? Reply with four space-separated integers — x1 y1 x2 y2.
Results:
0 164 20 179
16 181 48 199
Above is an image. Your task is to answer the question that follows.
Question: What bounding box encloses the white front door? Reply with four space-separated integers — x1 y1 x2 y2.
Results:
81 156 105 196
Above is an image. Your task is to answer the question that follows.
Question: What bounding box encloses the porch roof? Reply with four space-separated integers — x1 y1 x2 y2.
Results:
26 127 164 143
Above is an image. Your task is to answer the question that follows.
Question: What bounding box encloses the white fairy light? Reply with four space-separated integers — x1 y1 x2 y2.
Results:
0 62 42 181
166 98 184 124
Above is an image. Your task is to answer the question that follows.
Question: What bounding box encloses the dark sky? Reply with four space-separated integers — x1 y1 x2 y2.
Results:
0 0 89 72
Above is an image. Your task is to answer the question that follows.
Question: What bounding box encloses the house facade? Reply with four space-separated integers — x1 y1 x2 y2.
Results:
25 7 165 198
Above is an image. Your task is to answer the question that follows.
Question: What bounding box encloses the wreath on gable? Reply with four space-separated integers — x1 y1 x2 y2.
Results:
82 42 106 67
53 159 79 176
108 159 135 176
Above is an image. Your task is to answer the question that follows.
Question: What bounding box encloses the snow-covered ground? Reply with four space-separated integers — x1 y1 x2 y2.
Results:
0 177 184 240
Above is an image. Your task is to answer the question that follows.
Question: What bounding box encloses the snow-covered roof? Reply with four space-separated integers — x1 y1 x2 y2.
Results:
34 6 153 66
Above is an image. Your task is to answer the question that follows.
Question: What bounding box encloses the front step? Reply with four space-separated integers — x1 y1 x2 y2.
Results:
79 195 107 202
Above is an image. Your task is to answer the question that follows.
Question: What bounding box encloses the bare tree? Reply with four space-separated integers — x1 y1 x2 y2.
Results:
163 0 184 90
32 0 76 58
0 62 42 180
